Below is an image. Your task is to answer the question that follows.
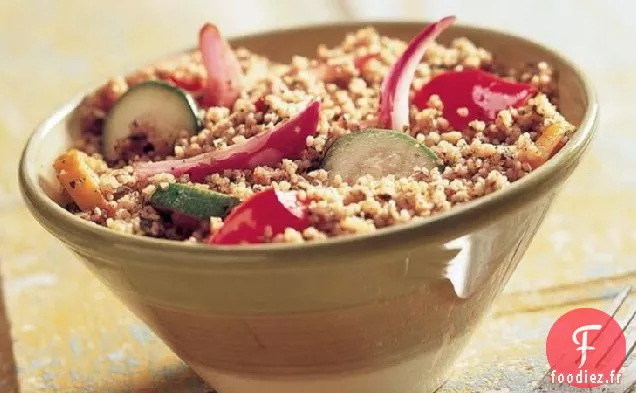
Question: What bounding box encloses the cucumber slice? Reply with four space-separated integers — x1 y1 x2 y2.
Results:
150 183 239 219
322 129 440 184
103 81 199 160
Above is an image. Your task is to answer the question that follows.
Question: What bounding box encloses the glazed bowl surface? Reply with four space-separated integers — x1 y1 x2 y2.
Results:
18 20 598 393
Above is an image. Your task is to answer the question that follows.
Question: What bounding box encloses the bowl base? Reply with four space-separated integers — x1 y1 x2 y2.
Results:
191 350 449 393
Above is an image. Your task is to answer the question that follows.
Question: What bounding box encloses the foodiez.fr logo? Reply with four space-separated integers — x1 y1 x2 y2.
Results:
545 308 626 388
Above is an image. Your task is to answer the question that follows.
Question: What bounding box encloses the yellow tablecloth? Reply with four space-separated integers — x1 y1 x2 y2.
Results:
1 1 634 392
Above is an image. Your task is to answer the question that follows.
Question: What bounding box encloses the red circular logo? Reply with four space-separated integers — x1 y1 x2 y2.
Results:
546 308 626 388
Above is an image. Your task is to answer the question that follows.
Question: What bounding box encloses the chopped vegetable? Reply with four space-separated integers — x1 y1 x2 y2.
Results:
53 149 112 214
171 212 201 231
134 100 321 182
150 183 239 219
199 23 243 108
254 97 267 112
378 16 456 131
524 123 566 169
167 73 203 92
208 188 309 245
322 129 440 184
414 69 537 131
103 81 199 161
354 53 378 70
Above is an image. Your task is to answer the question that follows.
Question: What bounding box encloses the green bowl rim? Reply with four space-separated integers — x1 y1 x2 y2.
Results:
18 19 599 264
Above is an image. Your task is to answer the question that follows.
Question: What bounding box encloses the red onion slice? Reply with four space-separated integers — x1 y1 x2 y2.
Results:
378 16 456 130
198 23 243 108
134 100 321 181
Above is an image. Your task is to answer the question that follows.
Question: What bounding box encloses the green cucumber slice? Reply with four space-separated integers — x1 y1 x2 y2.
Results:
150 183 239 219
103 81 199 160
322 128 440 184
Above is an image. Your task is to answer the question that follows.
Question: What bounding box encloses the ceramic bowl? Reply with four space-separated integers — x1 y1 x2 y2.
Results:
19 21 598 393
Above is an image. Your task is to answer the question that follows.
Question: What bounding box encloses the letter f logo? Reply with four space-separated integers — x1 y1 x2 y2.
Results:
546 308 626 388
572 324 602 368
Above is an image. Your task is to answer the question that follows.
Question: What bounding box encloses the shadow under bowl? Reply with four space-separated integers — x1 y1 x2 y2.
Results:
18 20 598 393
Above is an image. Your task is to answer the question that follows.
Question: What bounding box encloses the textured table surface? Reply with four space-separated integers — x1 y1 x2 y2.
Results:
1 1 635 392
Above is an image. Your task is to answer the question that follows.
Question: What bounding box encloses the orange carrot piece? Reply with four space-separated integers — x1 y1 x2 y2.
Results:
53 149 112 215
526 123 566 169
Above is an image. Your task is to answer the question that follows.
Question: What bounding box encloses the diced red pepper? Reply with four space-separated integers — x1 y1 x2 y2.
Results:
168 73 203 92
134 100 321 182
171 212 201 231
378 16 456 130
208 188 310 245
354 53 378 70
413 69 537 131
254 97 267 112
198 23 243 108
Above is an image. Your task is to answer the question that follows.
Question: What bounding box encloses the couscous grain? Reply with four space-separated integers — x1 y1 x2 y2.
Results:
53 18 576 245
